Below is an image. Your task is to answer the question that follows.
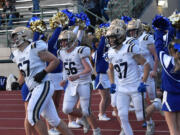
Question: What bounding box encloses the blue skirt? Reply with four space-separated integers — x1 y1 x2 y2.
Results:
162 91 180 112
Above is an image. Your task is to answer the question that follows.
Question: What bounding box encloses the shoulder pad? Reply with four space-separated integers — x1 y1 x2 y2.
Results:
57 49 61 56
125 38 136 45
143 34 150 41
78 46 86 54
78 46 90 58
127 42 136 52
31 42 36 49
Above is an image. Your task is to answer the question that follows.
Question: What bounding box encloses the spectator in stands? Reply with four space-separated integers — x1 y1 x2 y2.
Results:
0 0 17 29
32 0 40 14
99 0 109 21
82 0 102 33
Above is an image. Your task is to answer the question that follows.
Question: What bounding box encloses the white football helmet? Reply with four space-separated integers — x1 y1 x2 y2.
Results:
106 25 126 48
58 30 77 50
11 26 33 47
110 19 127 31
126 19 142 38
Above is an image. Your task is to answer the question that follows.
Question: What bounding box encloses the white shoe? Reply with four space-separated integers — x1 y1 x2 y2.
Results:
77 117 90 133
98 114 111 121
146 121 155 135
129 106 135 112
119 128 125 135
112 111 116 117
76 118 83 125
48 128 60 135
93 127 101 135
68 121 81 128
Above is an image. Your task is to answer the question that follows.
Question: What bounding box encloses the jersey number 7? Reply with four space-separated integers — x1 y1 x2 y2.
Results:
114 62 128 79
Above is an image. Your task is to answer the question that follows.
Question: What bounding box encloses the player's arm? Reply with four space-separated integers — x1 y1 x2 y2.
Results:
38 50 60 73
18 71 25 86
107 63 114 84
133 54 150 83
33 50 60 83
148 44 158 78
68 57 92 81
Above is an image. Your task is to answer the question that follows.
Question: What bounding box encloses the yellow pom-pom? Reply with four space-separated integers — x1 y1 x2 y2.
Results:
95 27 108 39
49 12 69 29
169 12 180 29
30 20 47 33
76 18 86 30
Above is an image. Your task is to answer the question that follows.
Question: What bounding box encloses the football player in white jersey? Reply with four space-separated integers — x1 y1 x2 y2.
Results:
127 19 158 101
127 19 158 135
11 26 73 135
57 30 101 135
106 25 150 135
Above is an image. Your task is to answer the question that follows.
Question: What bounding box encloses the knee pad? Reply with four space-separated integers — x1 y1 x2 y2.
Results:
119 114 128 122
82 108 91 117
80 97 91 117
135 110 144 121
48 117 61 127
41 110 61 127
153 98 162 111
62 106 73 114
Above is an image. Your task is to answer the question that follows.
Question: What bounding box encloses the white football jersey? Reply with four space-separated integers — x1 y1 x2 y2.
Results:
12 40 48 91
138 32 155 70
57 46 92 84
107 41 141 89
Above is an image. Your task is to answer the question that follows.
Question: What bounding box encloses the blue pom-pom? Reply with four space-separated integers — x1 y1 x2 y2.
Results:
152 14 171 30
121 16 132 24
99 23 110 28
76 12 90 27
61 9 76 26
174 43 180 52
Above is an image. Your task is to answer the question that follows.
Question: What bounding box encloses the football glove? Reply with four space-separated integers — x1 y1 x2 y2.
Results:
63 80 68 91
11 82 21 90
34 69 47 83
91 74 96 81
110 83 116 94
138 82 147 93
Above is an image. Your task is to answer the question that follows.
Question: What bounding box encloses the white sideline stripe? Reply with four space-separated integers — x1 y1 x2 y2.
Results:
16 0 32 3
0 127 170 133
0 117 166 122
0 99 22 100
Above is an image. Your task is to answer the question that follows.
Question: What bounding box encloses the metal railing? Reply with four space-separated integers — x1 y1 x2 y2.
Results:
107 0 150 20
0 0 150 48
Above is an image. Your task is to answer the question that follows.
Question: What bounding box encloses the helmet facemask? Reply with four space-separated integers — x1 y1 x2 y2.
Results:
11 27 33 48
106 26 126 49
59 30 77 50
127 19 142 38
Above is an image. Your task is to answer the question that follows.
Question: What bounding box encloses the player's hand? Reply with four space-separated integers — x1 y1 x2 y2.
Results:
11 82 21 90
138 82 147 93
60 80 67 87
68 75 79 81
91 74 96 81
60 80 68 91
33 69 47 83
150 71 157 78
110 83 116 94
